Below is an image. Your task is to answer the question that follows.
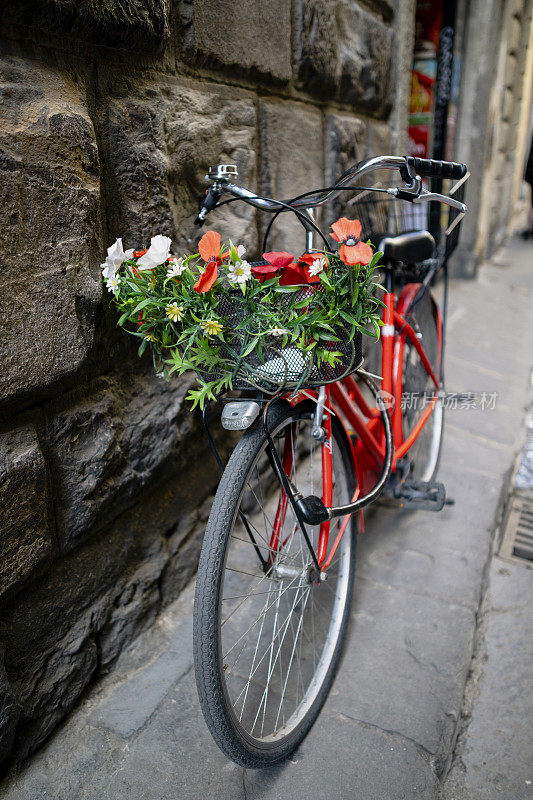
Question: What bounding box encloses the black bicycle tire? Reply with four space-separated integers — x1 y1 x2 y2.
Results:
193 400 356 768
403 291 444 482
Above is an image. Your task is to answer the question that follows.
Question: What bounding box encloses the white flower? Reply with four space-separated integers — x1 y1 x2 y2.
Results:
106 275 121 294
308 256 327 277
101 238 134 281
166 257 187 278
166 302 184 322
230 243 246 259
137 235 172 270
266 327 290 337
228 259 252 284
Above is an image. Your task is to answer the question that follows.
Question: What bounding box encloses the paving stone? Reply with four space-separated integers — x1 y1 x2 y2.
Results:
90 614 192 737
81 671 244 800
0 719 124 800
442 558 533 800
325 576 475 772
245 711 437 800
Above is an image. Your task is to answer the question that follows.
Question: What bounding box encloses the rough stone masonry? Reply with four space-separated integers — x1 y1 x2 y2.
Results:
0 0 397 769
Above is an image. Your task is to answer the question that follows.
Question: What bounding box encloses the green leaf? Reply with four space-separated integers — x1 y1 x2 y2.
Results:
241 336 260 358
132 298 156 314
319 272 333 290
369 250 383 269
274 285 303 294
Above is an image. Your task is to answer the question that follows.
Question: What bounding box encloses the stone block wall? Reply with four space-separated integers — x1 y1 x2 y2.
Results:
0 0 402 769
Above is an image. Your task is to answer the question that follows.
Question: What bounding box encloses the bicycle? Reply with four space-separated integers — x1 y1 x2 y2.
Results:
191 155 469 767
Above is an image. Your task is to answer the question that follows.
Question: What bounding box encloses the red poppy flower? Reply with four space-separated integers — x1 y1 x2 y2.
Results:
134 248 148 258
193 260 219 293
279 263 309 286
263 251 295 269
198 231 222 264
193 231 224 293
252 251 296 283
298 252 325 283
330 218 373 266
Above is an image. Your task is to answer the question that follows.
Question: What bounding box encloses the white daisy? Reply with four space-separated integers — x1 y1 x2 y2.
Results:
266 327 290 337
308 256 328 277
107 275 121 294
166 257 187 278
228 259 252 284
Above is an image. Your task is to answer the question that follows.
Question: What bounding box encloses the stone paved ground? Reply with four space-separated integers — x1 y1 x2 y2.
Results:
2 239 533 799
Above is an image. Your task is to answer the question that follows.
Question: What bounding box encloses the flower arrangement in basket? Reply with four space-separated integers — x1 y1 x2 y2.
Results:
102 218 384 408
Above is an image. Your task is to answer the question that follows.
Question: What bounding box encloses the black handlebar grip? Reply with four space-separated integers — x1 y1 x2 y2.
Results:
406 156 467 180
193 185 222 227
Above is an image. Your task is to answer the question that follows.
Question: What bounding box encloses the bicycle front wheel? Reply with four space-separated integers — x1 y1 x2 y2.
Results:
193 400 356 768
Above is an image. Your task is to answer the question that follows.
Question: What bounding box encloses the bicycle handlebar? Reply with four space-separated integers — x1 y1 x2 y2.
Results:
194 154 468 230
404 156 467 180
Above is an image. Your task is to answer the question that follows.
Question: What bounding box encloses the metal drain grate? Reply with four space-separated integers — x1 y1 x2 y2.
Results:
500 495 533 562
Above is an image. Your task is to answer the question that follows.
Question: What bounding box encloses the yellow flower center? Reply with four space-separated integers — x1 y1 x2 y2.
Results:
202 319 223 336
166 304 183 322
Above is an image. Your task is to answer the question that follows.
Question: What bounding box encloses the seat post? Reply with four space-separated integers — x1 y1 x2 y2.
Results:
382 263 394 293
305 207 315 251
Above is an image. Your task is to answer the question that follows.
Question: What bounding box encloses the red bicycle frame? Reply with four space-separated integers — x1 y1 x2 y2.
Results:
269 281 442 572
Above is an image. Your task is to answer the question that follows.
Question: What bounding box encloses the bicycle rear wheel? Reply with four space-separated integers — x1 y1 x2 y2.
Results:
402 290 443 481
193 400 356 768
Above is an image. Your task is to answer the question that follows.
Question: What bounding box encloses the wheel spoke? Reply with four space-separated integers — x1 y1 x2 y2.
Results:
196 409 355 757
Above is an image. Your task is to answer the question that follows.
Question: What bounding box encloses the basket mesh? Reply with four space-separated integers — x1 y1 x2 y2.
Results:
196 272 363 394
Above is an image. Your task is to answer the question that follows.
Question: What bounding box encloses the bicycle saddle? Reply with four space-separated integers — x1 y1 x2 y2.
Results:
378 230 435 265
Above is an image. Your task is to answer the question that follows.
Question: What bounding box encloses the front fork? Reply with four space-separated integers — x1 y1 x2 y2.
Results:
268 385 333 571
317 389 333 566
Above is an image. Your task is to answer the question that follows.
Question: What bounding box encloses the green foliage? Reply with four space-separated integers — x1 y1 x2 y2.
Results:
107 239 383 401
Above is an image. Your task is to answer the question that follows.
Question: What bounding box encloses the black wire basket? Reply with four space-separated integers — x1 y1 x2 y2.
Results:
196 273 363 394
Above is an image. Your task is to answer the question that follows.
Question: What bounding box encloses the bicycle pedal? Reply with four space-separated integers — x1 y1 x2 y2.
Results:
394 479 446 511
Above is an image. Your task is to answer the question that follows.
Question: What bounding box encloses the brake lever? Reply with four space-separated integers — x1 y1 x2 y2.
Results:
388 184 466 213
412 188 467 212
